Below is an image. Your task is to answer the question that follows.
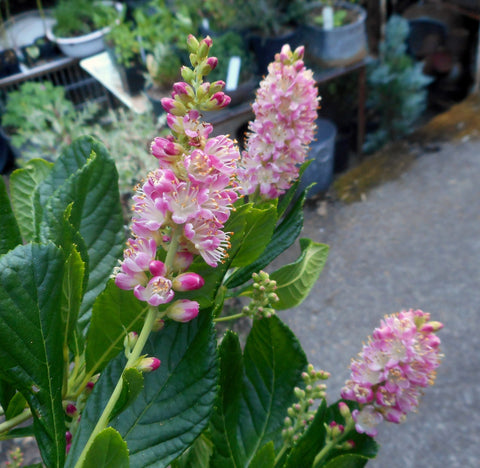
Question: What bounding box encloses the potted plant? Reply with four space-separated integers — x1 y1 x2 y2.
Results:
298 0 368 68
236 0 305 75
106 21 145 95
144 43 182 116
46 0 124 58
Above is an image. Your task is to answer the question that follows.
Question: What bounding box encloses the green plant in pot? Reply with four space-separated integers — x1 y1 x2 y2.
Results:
47 0 124 58
106 21 145 95
144 42 182 115
235 0 304 75
298 0 368 68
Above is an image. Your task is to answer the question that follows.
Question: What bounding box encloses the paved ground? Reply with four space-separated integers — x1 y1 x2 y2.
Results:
279 137 480 467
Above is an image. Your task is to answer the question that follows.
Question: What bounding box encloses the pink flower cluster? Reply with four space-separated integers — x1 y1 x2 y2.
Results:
237 44 318 198
114 36 239 322
341 309 443 437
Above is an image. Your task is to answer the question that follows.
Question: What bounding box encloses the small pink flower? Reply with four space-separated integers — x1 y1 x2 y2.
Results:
134 276 174 306
172 272 205 291
352 406 383 437
65 403 77 417
166 299 200 323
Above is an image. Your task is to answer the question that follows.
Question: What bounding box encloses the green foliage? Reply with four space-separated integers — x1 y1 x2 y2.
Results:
83 427 129 468
106 21 142 67
2 82 99 162
2 82 160 193
208 31 255 83
364 15 433 153
53 0 121 37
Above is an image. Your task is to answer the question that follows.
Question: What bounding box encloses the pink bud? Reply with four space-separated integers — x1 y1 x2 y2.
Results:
211 92 231 108
338 401 351 420
172 272 205 291
137 357 161 373
172 251 194 271
161 97 176 112
149 260 167 277
66 443 72 454
203 36 213 47
65 404 77 416
151 136 182 158
173 81 191 96
166 299 199 323
65 431 72 444
152 317 165 332
86 381 95 392
420 321 444 333
206 56 218 71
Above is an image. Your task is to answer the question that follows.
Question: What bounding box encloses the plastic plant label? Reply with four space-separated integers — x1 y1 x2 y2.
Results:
226 56 241 91
322 6 334 30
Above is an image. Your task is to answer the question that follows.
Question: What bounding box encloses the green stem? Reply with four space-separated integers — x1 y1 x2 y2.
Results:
0 409 32 435
312 419 355 468
273 444 289 467
213 312 245 323
74 307 158 468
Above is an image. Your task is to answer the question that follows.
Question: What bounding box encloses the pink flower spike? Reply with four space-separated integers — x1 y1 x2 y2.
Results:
172 272 205 291
166 299 200 323
137 357 161 373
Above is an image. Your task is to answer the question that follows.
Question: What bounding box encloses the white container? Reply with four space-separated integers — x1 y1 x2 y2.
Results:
46 2 123 58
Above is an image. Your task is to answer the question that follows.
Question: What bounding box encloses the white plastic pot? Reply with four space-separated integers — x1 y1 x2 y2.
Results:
46 2 123 58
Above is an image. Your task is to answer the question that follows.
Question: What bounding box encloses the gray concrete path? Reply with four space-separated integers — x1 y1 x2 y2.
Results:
280 138 480 467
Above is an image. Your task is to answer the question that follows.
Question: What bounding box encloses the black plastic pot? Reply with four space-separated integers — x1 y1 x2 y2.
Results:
118 63 145 96
145 85 166 117
0 49 21 79
21 36 60 67
249 28 303 76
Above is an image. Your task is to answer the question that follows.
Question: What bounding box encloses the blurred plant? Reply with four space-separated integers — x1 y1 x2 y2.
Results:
364 15 433 153
106 21 141 67
5 447 24 468
208 30 255 83
2 81 162 194
145 42 182 91
1 81 99 161
236 0 304 37
52 0 121 37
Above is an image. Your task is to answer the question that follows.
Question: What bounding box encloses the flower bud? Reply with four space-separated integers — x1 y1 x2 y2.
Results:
420 321 444 333
65 431 72 444
124 331 138 352
152 317 165 332
186 34 199 53
65 403 77 417
149 260 167 277
181 66 195 83
137 357 161 373
173 81 194 97
338 401 352 421
166 299 199 323
210 80 225 94
294 387 306 399
172 272 205 291
172 251 194 271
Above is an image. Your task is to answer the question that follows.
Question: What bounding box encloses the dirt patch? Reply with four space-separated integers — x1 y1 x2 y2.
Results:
332 92 480 203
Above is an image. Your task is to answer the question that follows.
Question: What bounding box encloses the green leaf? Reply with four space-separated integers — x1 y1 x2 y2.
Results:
36 136 125 329
0 176 22 255
270 239 329 310
210 316 307 467
66 311 218 468
5 392 27 420
0 243 66 467
249 441 275 468
320 454 369 468
229 203 277 268
86 280 147 374
209 332 244 468
225 190 308 289
83 427 129 468
9 158 53 242
110 368 144 420
171 433 213 468
62 246 86 353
